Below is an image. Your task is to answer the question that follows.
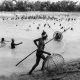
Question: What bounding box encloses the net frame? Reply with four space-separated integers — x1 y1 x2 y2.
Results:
44 54 65 74
53 31 63 42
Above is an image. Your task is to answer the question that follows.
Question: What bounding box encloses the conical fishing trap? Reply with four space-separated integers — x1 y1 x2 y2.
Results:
44 54 65 74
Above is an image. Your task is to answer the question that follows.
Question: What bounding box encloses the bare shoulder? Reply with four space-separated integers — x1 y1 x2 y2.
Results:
34 38 41 41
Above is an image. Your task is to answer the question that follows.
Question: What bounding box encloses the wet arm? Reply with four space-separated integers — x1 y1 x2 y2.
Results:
15 42 23 46
34 38 40 47
43 51 51 55
5 40 11 42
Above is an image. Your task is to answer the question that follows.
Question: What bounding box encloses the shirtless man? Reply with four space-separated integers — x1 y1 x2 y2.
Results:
0 38 10 47
29 31 51 75
11 38 23 49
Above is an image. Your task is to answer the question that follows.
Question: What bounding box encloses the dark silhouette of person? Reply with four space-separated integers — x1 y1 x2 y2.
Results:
0 38 5 44
0 38 10 47
28 30 51 75
55 33 61 40
0 38 10 43
11 38 23 49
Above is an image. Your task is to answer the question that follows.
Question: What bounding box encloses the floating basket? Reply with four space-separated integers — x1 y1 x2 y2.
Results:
44 54 65 73
53 31 63 42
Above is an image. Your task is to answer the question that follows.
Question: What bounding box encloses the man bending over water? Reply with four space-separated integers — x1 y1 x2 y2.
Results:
29 31 51 75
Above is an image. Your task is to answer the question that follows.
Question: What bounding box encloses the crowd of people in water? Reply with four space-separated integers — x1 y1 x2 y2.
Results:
0 13 77 75
0 13 76 34
1 14 76 21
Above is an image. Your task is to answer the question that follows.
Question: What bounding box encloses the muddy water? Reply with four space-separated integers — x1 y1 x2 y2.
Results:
0 12 80 76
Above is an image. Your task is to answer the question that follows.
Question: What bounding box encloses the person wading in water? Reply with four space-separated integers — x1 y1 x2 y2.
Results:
28 30 51 75
0 38 10 47
11 38 23 49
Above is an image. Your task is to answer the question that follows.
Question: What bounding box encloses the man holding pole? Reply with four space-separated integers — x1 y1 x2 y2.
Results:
28 30 51 75
16 27 70 74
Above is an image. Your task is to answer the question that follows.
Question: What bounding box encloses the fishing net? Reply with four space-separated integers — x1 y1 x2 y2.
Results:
34 54 66 80
53 31 63 42
44 54 65 73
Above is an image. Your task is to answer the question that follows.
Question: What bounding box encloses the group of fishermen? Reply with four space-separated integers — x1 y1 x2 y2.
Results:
0 38 22 49
0 30 61 75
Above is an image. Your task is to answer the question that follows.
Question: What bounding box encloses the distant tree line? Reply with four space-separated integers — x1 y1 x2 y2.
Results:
0 0 80 12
